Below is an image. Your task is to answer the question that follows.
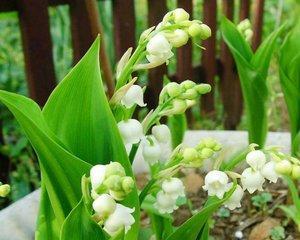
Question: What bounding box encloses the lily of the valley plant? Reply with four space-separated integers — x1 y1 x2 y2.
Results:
0 9 298 240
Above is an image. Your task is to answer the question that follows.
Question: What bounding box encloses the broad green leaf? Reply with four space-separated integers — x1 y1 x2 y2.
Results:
60 198 107 240
41 37 139 239
221 17 283 147
0 90 91 225
279 26 300 157
166 183 236 240
168 114 187 149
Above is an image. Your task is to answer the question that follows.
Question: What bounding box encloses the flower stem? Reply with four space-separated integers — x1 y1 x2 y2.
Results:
139 178 156 205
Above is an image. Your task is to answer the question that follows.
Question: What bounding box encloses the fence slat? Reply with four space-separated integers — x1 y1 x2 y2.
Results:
252 0 265 50
112 0 136 60
69 0 114 96
145 0 167 109
201 0 217 115
0 121 10 183
240 0 250 20
16 0 56 106
220 0 243 130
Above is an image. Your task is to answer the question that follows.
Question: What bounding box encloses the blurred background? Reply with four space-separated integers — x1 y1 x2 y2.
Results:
0 0 299 209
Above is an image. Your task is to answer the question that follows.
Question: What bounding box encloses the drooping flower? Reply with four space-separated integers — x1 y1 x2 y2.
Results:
203 170 232 199
103 204 135 236
154 190 178 214
161 178 185 200
90 164 107 190
117 119 144 145
224 184 244 210
143 34 174 69
92 194 116 218
246 150 266 171
275 159 293 175
241 167 265 194
261 161 279 183
142 136 161 165
152 124 171 143
121 85 146 108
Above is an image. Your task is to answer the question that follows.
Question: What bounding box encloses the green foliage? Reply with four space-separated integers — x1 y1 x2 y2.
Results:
0 38 140 239
251 192 272 212
221 17 285 147
279 24 300 157
168 114 187 148
270 226 285 240
217 207 230 218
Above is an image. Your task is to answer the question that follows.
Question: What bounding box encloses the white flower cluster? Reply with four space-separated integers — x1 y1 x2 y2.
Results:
90 162 135 236
136 8 211 70
154 177 185 214
203 150 281 211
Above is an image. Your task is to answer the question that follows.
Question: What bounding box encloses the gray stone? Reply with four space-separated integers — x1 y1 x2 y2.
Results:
0 131 291 239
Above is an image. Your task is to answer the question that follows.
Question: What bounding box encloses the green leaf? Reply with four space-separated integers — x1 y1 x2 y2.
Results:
0 90 91 225
42 37 140 239
166 183 237 240
60 198 107 240
168 114 187 149
279 25 300 157
221 17 284 147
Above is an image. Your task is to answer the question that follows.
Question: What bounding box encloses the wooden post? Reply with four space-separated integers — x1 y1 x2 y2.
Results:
112 0 136 60
240 0 250 20
0 121 10 184
220 0 244 129
145 0 168 109
16 0 56 106
252 0 265 50
69 0 114 96
201 0 217 115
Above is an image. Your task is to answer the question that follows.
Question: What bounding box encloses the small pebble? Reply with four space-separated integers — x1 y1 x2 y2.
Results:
235 230 243 239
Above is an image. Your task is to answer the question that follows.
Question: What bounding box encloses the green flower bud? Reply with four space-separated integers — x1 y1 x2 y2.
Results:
200 148 214 159
199 24 211 40
275 160 292 175
180 80 196 90
186 99 197 108
109 190 127 201
203 138 217 148
292 165 300 179
194 84 211 95
104 175 122 191
105 162 126 178
237 19 251 32
181 88 198 100
173 8 190 23
188 22 202 37
122 176 134 194
166 82 182 98
183 148 199 163
171 99 187 114
0 184 10 197
213 144 222 152
166 29 189 48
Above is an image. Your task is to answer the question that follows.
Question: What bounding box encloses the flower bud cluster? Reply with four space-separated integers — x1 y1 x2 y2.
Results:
271 151 300 179
136 8 211 70
237 19 253 42
90 162 135 236
154 177 185 214
0 183 10 198
159 80 211 116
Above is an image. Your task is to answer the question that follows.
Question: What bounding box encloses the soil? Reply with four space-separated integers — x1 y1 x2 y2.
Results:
137 171 300 240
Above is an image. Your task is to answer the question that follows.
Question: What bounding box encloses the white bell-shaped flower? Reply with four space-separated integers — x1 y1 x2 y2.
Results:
261 161 279 183
90 164 106 190
145 34 173 68
161 178 185 200
92 194 116 217
246 150 266 171
154 190 178 214
121 85 146 108
203 170 231 199
224 184 244 210
104 204 135 236
152 124 171 143
241 167 265 194
118 119 144 145
142 136 161 165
